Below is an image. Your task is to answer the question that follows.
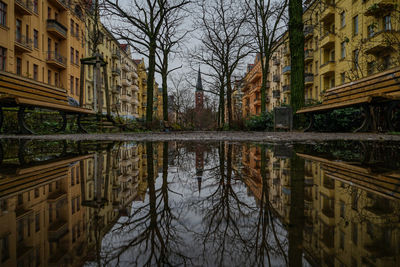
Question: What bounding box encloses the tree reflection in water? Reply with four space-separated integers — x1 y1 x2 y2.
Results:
1 140 398 267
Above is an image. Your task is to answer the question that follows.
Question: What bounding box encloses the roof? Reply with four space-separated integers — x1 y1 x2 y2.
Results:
196 68 203 91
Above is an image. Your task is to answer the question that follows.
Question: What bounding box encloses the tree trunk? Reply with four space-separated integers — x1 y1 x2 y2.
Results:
289 0 305 113
162 74 168 122
146 40 156 124
226 73 233 128
219 85 225 128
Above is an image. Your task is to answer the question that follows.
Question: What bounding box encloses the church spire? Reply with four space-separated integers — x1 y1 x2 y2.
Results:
196 67 203 92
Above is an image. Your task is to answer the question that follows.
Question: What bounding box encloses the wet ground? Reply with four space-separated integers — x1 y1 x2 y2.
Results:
0 139 399 266
1 131 400 142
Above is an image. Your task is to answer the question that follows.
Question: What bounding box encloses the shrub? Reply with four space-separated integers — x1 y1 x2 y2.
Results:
313 107 362 132
244 112 274 131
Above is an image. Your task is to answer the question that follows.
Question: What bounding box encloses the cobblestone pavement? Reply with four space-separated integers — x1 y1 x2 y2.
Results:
1 131 400 142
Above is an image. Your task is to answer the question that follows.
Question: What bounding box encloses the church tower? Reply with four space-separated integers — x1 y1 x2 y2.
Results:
195 68 204 110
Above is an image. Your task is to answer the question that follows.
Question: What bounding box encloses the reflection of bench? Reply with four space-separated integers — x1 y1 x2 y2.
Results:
0 71 95 133
297 153 400 200
297 67 400 132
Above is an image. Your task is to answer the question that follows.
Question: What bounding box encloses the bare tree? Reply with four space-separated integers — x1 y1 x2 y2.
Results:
245 0 288 113
156 7 190 122
192 0 250 129
104 0 189 125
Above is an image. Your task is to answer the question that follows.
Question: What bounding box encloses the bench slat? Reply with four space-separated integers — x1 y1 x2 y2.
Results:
16 97 95 114
0 86 69 106
0 74 68 98
296 96 372 114
0 80 69 103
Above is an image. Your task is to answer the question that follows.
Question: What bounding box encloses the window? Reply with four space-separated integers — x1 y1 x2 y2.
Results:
16 19 22 41
33 29 38 48
340 200 345 217
47 7 51 19
367 62 375 75
55 72 59 87
340 42 346 59
351 190 358 210
35 213 40 232
338 231 344 250
70 47 74 63
71 19 74 36
384 15 391 31
75 23 79 38
341 73 345 84
1 236 9 262
71 199 75 214
76 78 79 95
33 64 38 80
383 55 390 70
352 222 358 245
33 0 38 13
340 11 345 28
353 49 359 68
70 75 74 94
49 183 52 193
34 188 39 198
71 167 75 185
353 15 358 35
367 25 375 37
76 166 79 184
48 70 51 84
0 1 6 27
77 196 80 211
75 50 79 65
17 221 23 242
16 58 21 75
18 194 23 205
0 46 6 71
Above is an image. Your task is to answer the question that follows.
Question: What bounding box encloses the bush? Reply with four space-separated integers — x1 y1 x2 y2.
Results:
313 107 362 132
244 112 274 131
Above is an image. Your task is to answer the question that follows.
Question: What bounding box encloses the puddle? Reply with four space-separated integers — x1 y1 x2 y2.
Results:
0 140 399 266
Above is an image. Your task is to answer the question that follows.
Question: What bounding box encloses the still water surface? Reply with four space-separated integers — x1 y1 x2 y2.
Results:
0 140 399 267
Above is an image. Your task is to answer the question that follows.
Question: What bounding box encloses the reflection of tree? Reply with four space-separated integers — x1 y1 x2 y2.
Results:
99 142 191 266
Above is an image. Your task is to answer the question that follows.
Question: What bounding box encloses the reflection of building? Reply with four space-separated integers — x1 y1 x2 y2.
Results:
0 141 148 266
242 144 400 267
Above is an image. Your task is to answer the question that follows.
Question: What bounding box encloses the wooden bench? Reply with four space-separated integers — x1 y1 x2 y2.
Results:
0 71 95 133
297 67 400 132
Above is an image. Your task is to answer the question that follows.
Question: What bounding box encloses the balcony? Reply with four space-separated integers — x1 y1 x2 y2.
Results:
132 84 139 92
283 65 291 74
112 85 121 94
112 49 121 59
304 25 314 39
122 78 131 87
14 34 33 53
320 61 335 75
47 19 67 39
15 0 33 15
46 51 66 69
273 90 281 98
305 73 314 85
273 74 280 82
304 49 314 62
320 4 335 22
273 58 280 65
120 94 130 102
47 191 67 203
365 1 396 17
48 220 68 241
254 98 261 106
320 32 335 48
365 30 396 55
112 67 121 76
282 85 290 92
48 0 67 11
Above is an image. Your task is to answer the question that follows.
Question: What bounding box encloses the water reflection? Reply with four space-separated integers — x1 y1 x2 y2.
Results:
0 140 399 266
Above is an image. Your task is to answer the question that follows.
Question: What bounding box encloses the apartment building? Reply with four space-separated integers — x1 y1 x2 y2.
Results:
0 0 85 102
120 44 139 119
241 0 400 116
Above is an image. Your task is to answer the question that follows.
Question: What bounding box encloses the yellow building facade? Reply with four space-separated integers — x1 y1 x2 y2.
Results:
0 0 85 103
242 0 400 116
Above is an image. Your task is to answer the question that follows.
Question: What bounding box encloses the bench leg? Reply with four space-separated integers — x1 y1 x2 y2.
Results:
77 114 88 133
56 111 68 133
354 104 371 133
18 107 34 134
303 113 314 132
386 101 400 132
